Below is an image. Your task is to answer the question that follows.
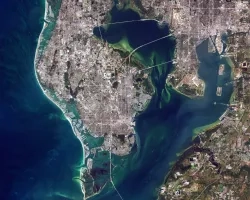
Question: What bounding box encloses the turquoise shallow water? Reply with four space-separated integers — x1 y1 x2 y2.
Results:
91 4 233 200
0 0 233 199
0 0 83 199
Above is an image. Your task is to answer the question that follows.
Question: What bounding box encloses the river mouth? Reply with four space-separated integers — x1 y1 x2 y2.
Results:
91 2 233 199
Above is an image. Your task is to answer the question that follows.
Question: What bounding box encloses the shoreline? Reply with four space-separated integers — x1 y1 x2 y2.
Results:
34 0 86 197
159 43 236 197
33 2 235 199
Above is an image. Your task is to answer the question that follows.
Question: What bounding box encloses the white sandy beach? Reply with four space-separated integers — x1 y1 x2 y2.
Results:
33 0 86 197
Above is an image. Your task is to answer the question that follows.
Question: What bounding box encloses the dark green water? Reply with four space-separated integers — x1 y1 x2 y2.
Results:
92 4 233 200
0 0 83 199
0 0 233 199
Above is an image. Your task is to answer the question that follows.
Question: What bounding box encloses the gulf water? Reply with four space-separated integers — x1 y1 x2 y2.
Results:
0 0 233 200
0 0 83 199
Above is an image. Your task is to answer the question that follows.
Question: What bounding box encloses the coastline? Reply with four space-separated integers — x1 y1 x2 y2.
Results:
166 43 206 100
159 42 236 198
190 50 236 139
34 0 86 197
192 120 220 140
33 1 236 199
225 56 236 104
34 2 156 198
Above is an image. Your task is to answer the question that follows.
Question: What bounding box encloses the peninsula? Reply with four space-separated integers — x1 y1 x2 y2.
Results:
35 0 250 199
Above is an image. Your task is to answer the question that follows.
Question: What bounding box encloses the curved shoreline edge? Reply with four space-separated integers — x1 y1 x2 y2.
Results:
34 0 86 197
33 1 236 199
33 1 153 199
160 48 236 198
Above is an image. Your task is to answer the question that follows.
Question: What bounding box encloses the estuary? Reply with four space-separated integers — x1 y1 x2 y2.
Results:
91 4 233 200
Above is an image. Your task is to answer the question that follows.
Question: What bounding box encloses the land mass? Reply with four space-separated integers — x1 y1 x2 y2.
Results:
35 0 154 198
151 0 250 199
35 0 250 199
